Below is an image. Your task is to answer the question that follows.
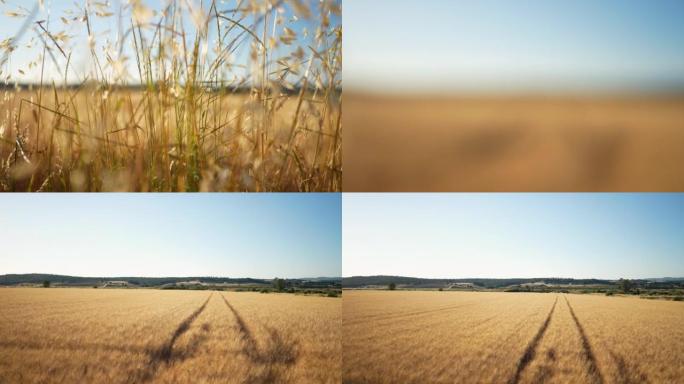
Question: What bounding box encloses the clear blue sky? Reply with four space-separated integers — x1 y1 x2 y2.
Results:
0 194 341 278
345 0 684 93
0 0 339 84
343 194 684 279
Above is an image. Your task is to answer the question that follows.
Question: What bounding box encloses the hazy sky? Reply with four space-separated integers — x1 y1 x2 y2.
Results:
343 194 684 279
0 194 341 278
345 0 684 93
0 0 338 84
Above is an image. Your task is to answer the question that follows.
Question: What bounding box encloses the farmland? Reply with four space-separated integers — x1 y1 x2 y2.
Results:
0 1 342 192
0 287 341 383
344 94 684 191
343 290 684 383
0 89 341 192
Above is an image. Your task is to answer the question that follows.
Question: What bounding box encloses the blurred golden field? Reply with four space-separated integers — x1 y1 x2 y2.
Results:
0 288 341 383
344 94 684 191
343 290 684 383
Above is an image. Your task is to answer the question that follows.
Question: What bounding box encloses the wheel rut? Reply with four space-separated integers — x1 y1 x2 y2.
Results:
507 295 609 384
564 295 604 384
221 294 299 384
135 293 213 383
507 296 558 384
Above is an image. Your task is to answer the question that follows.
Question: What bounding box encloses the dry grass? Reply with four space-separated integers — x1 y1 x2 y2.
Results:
344 93 684 191
0 287 341 383
0 1 341 191
342 290 684 383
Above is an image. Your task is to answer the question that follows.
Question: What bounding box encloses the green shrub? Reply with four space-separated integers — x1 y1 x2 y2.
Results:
273 278 286 292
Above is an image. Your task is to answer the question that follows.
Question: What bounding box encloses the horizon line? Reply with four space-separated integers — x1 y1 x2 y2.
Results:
1 273 342 280
344 85 684 98
342 275 683 280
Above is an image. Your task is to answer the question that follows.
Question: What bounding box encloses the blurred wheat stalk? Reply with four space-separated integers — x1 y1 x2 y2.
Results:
0 0 341 191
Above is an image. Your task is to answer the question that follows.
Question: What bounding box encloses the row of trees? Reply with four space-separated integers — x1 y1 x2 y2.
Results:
384 279 637 293
38 277 642 294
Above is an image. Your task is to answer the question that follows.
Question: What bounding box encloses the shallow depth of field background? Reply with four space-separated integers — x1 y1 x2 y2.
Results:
343 0 684 191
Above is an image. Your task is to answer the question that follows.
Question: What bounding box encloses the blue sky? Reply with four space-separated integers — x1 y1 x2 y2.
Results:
343 194 684 279
0 0 339 84
345 0 684 93
0 194 341 278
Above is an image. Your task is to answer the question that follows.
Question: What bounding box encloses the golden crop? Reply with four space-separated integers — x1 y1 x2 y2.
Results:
0 0 342 192
344 94 684 192
0 288 341 383
342 290 684 383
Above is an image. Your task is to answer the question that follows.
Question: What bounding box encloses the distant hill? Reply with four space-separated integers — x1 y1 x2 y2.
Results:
0 274 341 287
300 276 341 280
343 275 628 288
646 277 684 283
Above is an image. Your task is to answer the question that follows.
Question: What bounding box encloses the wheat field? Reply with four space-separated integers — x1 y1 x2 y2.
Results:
0 0 341 191
0 288 341 383
344 94 684 191
342 290 684 384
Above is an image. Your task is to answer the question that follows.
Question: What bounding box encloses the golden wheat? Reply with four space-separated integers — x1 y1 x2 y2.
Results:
342 290 684 383
344 94 684 191
0 0 341 191
0 287 341 383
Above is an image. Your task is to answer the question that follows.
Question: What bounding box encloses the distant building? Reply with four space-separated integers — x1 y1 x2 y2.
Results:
448 283 474 289
104 281 129 287
521 282 548 287
177 280 204 286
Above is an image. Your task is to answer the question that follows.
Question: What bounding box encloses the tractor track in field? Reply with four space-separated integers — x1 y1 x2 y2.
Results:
507 296 558 384
221 294 260 360
136 293 213 383
507 295 608 384
564 295 605 384
220 294 299 384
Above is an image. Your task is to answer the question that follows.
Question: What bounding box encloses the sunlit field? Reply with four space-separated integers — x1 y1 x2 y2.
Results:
344 94 684 192
0 1 341 191
343 290 684 383
0 288 341 383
